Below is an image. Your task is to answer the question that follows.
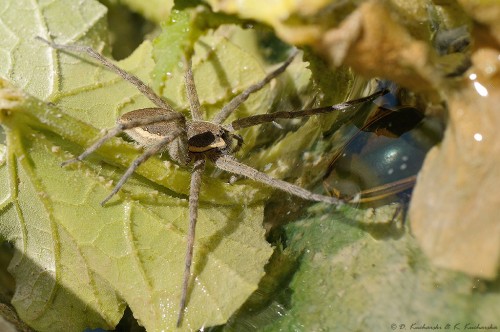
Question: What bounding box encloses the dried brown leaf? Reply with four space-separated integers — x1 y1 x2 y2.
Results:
410 48 500 279
317 1 437 92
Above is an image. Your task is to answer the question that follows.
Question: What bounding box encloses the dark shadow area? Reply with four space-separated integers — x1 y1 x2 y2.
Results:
206 248 300 332
100 1 156 61
0 241 126 331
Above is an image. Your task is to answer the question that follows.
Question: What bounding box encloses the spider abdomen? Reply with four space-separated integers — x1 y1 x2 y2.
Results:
118 108 189 165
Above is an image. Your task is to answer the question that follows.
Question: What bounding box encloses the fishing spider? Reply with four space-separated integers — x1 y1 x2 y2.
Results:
36 36 385 327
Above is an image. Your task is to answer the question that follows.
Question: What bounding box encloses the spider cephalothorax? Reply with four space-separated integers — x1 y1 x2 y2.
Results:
186 120 237 157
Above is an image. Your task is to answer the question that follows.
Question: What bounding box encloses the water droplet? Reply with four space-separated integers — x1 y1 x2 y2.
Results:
473 81 488 97
272 121 283 129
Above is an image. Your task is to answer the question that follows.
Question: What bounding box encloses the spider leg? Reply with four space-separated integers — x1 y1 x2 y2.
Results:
212 50 299 125
226 89 389 131
214 155 343 205
36 36 174 111
61 126 124 167
177 158 206 327
184 56 203 121
61 111 185 166
100 128 185 206
348 175 417 204
231 134 244 154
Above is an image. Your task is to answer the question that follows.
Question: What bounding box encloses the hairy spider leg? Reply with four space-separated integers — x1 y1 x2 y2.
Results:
176 54 204 326
177 158 206 327
61 111 185 166
212 49 299 124
184 56 203 121
214 155 343 204
36 37 174 111
226 89 389 131
348 175 417 203
100 128 185 205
